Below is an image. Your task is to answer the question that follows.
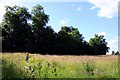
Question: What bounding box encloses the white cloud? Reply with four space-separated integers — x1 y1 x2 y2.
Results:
107 36 118 54
60 20 68 25
98 32 107 36
115 36 118 39
77 6 82 11
108 40 118 48
0 1 8 23
60 18 70 26
88 0 119 19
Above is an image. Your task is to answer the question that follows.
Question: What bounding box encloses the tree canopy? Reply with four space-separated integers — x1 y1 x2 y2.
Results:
1 5 110 55
89 34 109 55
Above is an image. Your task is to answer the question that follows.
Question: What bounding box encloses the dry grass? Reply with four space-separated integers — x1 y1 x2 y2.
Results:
6 53 116 64
1 53 118 63
30 54 118 62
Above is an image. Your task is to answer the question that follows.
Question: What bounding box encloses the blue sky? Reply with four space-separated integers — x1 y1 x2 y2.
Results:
0 0 119 54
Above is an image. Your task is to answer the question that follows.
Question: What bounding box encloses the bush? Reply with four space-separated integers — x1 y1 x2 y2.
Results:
82 59 96 77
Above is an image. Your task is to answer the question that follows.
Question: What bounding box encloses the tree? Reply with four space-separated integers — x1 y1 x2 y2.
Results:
31 4 49 53
115 51 119 55
2 5 32 52
57 26 85 55
60 26 84 41
112 51 115 55
32 4 49 29
42 26 57 54
82 41 93 55
89 34 110 55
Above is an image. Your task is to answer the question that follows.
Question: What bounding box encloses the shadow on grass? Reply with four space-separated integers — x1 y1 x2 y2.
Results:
2 59 30 80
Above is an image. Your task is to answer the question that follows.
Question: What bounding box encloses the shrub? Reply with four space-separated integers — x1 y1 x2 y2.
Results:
82 59 96 77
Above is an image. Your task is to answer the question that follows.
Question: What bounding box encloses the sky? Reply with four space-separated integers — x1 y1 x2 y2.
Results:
0 0 119 54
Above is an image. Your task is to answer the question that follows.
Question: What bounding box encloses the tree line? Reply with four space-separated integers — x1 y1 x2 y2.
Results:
1 5 110 55
112 51 119 55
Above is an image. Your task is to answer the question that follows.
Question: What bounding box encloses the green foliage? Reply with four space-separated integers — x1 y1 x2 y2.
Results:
89 34 110 55
57 26 85 55
115 51 119 55
2 54 30 78
82 59 96 77
59 26 84 41
1 53 119 79
2 5 32 52
32 4 49 29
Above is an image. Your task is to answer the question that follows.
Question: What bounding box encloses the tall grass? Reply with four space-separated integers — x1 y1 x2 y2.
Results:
1 53 119 79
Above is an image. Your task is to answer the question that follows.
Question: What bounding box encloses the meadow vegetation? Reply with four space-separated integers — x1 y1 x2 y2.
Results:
1 53 119 79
